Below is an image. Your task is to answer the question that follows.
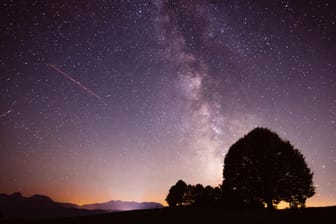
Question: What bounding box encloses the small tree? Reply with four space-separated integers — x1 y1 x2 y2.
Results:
166 181 222 207
166 180 187 207
223 127 315 209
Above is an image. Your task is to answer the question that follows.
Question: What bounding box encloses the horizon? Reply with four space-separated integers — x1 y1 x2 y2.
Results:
1 0 335 210
1 190 334 209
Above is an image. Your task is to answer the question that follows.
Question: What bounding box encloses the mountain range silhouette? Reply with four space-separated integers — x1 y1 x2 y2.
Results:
0 192 163 219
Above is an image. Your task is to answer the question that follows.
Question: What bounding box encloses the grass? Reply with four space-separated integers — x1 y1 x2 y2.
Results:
1 206 335 224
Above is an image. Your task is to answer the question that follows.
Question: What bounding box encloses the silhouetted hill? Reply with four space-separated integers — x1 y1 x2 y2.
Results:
1 206 335 224
0 192 104 219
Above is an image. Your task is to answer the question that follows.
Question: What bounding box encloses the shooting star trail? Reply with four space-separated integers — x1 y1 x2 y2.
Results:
10 101 16 106
48 64 105 104
0 110 13 119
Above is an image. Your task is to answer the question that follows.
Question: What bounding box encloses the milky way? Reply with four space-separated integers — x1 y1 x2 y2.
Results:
0 0 335 206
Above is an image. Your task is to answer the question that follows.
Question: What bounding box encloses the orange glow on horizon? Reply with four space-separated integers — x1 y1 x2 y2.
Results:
6 189 334 209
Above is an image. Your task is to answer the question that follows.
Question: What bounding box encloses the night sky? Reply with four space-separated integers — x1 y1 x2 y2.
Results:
1 0 335 207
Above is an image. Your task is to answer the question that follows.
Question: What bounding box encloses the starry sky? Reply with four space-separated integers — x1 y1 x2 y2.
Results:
0 0 335 207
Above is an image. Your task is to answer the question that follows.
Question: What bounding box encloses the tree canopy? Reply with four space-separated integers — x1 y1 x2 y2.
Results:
165 180 187 207
222 127 315 209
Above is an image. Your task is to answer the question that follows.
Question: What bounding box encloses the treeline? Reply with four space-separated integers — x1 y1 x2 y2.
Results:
166 128 315 209
166 180 222 207
166 180 263 209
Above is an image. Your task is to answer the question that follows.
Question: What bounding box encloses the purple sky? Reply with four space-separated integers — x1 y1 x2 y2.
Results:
0 0 335 206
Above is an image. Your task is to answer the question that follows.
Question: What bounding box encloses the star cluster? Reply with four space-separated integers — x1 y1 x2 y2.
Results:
0 0 335 206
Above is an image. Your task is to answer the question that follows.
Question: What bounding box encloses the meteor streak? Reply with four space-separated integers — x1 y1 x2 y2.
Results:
0 110 13 118
48 64 105 104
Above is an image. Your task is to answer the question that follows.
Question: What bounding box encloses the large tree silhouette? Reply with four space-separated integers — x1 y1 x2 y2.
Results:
166 180 187 207
223 127 315 209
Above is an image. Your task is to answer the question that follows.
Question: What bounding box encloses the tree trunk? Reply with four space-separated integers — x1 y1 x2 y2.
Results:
266 198 273 210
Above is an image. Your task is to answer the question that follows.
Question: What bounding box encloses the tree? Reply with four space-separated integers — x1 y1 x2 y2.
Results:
166 181 222 207
166 180 187 207
222 127 315 209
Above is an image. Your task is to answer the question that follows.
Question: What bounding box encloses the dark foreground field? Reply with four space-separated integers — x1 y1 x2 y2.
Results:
1 206 335 224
